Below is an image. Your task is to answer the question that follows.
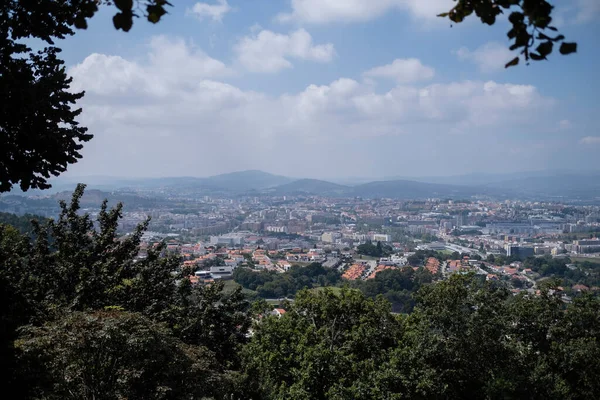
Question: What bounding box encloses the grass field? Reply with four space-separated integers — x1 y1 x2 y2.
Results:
222 279 257 295
310 286 361 295
310 286 343 294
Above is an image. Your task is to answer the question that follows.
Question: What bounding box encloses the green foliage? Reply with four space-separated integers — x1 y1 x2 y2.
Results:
243 274 600 399
406 249 448 266
234 263 341 298
357 240 393 257
524 255 600 287
243 288 402 399
111 0 172 31
0 185 252 397
1 36 91 191
439 0 576 67
16 311 216 400
0 212 45 235
175 280 251 370
354 267 433 313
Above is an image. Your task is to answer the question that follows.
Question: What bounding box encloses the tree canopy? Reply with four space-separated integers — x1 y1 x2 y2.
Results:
243 274 600 399
0 185 252 397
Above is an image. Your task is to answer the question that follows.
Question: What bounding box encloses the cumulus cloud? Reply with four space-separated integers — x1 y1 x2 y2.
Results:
187 0 232 22
364 58 434 84
580 136 600 145
234 28 335 73
455 42 514 72
69 36 233 97
277 0 453 23
66 38 559 178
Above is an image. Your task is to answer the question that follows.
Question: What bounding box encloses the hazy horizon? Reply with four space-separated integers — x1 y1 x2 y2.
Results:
42 167 600 188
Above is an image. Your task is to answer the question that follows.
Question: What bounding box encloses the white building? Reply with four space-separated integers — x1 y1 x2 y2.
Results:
371 234 391 242
210 234 245 246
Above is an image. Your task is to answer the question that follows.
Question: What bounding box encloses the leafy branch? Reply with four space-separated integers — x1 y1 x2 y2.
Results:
438 0 577 68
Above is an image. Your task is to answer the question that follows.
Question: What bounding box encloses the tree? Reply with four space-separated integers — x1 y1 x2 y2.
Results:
243 288 402 399
0 224 32 393
439 0 577 68
0 1 172 192
15 310 217 400
0 185 254 397
393 274 521 398
175 281 252 371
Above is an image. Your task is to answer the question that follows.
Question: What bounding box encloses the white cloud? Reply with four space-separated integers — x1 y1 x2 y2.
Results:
363 58 434 84
580 136 600 145
234 28 335 73
66 37 561 178
277 0 453 24
187 0 232 22
69 36 233 97
455 42 514 73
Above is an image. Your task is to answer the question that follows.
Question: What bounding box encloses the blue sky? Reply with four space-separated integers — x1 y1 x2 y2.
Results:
57 0 600 179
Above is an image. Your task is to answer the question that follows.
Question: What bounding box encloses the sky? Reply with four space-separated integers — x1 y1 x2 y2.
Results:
56 0 600 180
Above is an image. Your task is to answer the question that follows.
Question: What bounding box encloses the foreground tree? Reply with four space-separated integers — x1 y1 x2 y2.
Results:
0 185 253 397
242 274 600 399
0 0 171 192
16 311 216 400
243 288 402 399
439 0 577 67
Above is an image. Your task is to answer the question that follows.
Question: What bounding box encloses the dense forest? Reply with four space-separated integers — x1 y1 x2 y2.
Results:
0 212 44 235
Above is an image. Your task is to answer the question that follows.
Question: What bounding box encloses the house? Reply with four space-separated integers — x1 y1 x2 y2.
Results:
277 261 292 272
271 308 286 318
342 264 366 280
572 284 590 292
522 268 533 275
425 257 440 274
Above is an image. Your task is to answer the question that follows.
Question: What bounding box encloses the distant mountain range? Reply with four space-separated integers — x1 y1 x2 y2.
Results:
6 170 600 202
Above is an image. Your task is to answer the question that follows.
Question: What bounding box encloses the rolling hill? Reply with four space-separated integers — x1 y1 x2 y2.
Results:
204 170 293 191
20 170 600 201
270 179 350 196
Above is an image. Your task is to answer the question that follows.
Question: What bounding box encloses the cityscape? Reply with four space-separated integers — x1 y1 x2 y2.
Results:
2 0 600 398
3 169 599 304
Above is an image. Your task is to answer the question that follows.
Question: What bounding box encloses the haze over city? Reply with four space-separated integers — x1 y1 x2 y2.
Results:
53 0 600 180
